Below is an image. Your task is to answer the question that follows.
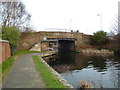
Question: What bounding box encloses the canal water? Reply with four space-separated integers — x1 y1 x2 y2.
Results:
44 50 120 88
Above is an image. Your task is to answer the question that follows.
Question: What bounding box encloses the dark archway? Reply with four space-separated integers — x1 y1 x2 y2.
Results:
58 40 75 51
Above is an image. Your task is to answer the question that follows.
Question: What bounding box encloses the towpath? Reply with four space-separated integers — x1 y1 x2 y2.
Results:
2 52 49 88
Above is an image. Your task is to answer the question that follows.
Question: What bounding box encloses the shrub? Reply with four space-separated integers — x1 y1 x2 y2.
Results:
90 31 108 46
2 26 21 55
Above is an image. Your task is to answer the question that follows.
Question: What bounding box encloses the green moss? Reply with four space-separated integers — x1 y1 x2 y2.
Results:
33 56 66 88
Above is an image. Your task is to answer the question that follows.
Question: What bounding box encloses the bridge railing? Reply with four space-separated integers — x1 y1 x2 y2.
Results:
44 28 79 33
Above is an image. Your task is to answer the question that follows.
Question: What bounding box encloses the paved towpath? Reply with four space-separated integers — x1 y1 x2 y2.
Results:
2 53 47 88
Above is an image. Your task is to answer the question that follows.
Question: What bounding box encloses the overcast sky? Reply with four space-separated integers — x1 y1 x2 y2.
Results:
22 0 120 34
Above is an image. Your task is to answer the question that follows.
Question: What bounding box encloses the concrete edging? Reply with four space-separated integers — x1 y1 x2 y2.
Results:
39 53 74 88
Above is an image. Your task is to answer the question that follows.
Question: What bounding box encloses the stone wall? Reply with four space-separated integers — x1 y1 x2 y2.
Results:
0 40 11 62
19 31 90 51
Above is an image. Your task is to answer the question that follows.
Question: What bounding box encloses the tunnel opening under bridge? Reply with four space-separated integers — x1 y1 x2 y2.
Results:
58 39 75 52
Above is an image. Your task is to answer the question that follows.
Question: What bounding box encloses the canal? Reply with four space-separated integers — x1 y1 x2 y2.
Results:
44 50 120 88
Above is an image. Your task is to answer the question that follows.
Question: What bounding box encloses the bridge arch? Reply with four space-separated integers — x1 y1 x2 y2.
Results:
58 39 76 51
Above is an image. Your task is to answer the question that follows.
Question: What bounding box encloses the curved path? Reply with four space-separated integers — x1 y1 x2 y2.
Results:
3 53 46 88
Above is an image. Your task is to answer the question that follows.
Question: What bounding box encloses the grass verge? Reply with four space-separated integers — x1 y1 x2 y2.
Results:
33 56 66 88
15 50 42 55
0 56 15 81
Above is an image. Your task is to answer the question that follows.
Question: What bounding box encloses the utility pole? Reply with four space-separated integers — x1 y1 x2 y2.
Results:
70 19 73 31
97 14 102 30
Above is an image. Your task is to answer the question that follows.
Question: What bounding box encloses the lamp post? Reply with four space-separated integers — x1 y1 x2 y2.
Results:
70 19 73 31
97 14 102 30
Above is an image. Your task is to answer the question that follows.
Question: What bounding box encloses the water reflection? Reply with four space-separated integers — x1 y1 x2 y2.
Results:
57 49 75 64
44 51 120 88
88 57 107 72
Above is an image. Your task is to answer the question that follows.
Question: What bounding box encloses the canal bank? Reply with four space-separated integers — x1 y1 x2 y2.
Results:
38 51 73 88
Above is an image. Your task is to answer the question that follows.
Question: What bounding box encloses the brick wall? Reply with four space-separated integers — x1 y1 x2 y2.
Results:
0 40 11 62
41 41 49 51
19 31 90 51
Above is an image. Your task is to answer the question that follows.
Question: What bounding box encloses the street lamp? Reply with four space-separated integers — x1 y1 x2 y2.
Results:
97 14 102 30
70 19 73 31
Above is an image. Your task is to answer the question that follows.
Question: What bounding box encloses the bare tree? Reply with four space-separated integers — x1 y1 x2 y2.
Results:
112 17 120 35
0 1 31 32
110 16 120 46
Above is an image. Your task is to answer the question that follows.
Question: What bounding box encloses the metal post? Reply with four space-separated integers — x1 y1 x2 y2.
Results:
70 19 73 31
98 14 102 30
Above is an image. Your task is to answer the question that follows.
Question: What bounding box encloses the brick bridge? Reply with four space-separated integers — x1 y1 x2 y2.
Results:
19 31 90 52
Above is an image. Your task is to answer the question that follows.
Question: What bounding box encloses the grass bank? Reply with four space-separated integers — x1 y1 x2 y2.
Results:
33 56 66 88
0 56 15 81
15 50 42 55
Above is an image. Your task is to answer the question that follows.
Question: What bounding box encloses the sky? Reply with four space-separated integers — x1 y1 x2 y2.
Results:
22 0 120 35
